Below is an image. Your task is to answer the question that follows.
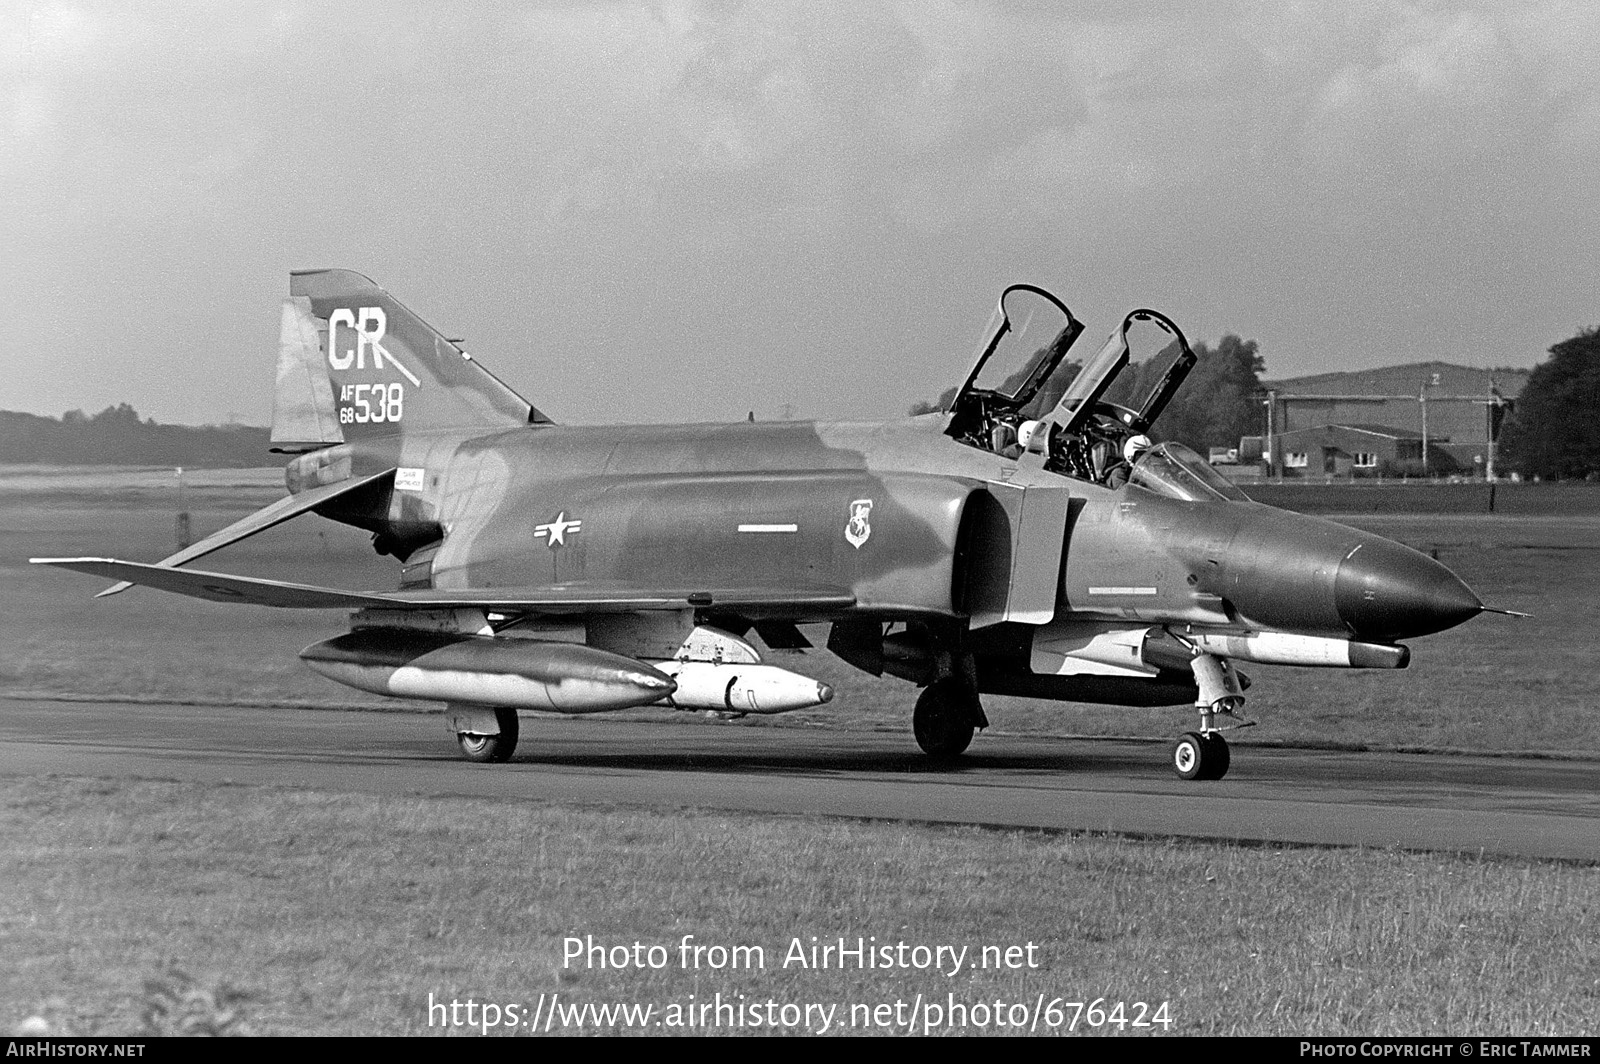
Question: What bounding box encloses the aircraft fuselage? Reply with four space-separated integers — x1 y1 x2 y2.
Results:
295 414 1480 651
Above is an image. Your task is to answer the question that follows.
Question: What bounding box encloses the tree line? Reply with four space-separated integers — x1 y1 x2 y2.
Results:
1498 326 1600 480
0 404 271 467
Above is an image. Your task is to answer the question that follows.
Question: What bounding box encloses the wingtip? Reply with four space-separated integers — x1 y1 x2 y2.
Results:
29 558 132 598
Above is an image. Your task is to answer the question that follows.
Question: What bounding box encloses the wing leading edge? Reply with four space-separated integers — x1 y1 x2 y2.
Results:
29 558 857 615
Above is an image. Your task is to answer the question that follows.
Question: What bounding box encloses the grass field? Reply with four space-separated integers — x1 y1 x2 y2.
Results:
5 776 1596 1037
2 467 1597 754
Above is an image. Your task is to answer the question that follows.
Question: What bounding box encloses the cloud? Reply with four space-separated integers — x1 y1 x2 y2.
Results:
1296 2 1600 185
4 0 1597 424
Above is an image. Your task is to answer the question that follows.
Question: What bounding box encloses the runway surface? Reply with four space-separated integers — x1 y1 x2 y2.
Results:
1 697 1596 861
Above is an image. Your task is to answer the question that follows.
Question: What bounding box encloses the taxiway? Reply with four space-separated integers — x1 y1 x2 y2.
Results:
1 698 1594 862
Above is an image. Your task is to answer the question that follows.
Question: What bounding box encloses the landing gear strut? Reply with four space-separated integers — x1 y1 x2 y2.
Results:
913 677 984 760
1170 651 1248 781
452 706 520 763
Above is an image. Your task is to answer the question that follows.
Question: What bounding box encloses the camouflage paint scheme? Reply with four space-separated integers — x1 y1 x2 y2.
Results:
34 271 1487 775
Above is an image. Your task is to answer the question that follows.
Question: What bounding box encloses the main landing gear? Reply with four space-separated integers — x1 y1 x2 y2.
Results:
1169 651 1250 781
913 676 987 760
451 706 520 763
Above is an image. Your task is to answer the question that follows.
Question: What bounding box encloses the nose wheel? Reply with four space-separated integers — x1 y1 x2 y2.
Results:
1172 731 1230 781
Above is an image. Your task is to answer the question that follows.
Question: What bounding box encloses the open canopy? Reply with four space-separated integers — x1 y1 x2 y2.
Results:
1048 308 1196 437
951 285 1085 417
944 286 1200 488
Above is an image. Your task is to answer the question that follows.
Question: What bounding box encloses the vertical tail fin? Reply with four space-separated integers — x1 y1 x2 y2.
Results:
270 269 548 452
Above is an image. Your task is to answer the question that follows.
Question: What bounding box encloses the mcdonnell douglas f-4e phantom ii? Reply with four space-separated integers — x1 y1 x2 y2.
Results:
34 272 1496 779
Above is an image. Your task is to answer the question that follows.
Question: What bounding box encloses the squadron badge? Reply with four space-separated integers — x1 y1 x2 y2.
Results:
844 499 873 549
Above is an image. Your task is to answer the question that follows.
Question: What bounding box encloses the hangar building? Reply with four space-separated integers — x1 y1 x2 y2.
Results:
1244 362 1527 477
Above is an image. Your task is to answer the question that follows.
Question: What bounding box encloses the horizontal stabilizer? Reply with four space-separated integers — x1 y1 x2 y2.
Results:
91 468 397 598
31 557 856 615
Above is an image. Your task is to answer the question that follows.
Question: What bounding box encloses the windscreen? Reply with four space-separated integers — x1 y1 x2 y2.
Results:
1129 443 1251 502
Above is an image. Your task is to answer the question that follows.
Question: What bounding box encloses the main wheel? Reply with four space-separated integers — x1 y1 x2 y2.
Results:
457 707 520 763
913 678 979 760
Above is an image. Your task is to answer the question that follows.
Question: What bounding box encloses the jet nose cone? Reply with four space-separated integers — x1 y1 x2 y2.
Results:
1335 539 1482 641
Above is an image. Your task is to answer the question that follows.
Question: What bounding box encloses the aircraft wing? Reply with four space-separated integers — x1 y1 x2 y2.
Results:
91 468 398 598
387 586 858 614
29 558 856 615
30 558 397 608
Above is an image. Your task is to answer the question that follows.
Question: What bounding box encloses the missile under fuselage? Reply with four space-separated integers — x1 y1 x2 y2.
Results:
1172 629 1409 669
300 629 676 712
648 659 835 714
1031 620 1411 678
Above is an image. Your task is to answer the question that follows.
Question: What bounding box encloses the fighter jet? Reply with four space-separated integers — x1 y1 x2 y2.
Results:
33 273 1492 779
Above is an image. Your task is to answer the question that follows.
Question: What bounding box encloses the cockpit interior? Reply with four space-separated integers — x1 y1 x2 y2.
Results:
943 284 1232 499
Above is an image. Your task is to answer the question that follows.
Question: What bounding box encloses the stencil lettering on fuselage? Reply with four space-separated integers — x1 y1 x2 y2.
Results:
326 306 421 426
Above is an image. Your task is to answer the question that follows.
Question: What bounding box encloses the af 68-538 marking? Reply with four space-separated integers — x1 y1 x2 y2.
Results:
338 383 404 425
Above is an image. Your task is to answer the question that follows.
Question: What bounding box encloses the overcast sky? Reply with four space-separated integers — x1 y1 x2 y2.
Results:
5 0 1597 427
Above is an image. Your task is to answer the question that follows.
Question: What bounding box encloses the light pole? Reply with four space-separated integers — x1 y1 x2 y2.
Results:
1485 384 1502 483
1419 381 1429 478
1262 392 1276 479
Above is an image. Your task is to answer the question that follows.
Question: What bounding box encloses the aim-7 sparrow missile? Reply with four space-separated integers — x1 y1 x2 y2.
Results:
1030 622 1411 673
651 660 835 714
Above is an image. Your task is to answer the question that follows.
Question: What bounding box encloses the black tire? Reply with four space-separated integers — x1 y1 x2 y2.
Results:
1171 731 1207 780
457 707 520 763
913 678 979 760
1173 731 1230 780
1201 732 1231 781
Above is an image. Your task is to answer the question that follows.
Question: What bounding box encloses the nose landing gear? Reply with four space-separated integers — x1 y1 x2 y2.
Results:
1170 652 1252 781
1172 729 1230 781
